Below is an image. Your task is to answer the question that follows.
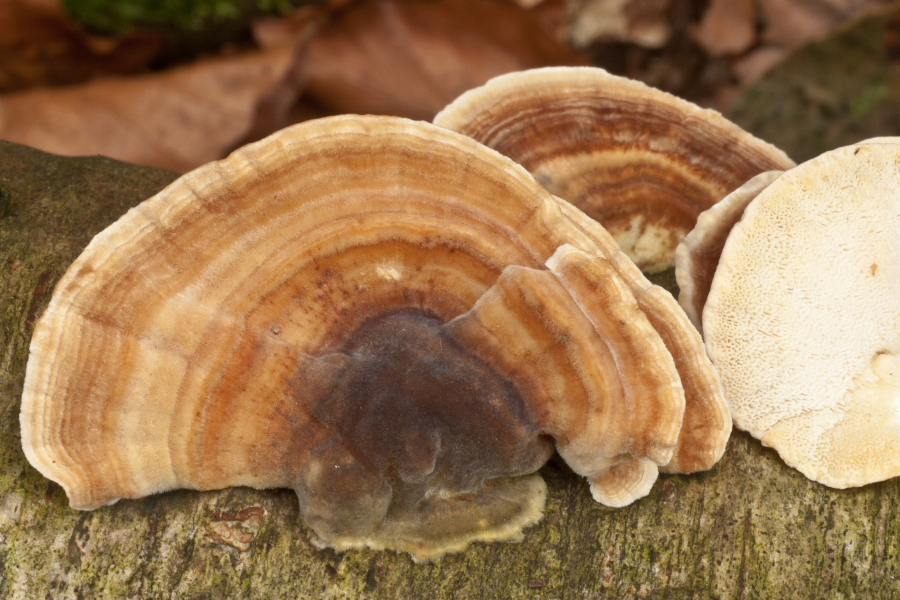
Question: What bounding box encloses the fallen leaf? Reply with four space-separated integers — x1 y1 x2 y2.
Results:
0 45 303 172
758 0 840 48
568 0 672 49
691 0 756 57
252 5 327 51
511 0 545 8
521 0 570 44
294 0 588 121
758 0 892 49
0 0 160 92
732 46 786 86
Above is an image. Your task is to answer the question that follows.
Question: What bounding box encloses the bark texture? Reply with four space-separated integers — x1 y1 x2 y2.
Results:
730 5 900 163
2 140 900 599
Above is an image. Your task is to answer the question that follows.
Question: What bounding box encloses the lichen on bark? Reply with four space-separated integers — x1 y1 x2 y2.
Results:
2 140 900 598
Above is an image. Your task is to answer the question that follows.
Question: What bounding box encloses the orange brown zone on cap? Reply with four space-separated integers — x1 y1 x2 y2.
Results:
680 229 729 330
446 264 682 473
548 248 683 466
444 94 792 212
568 173 713 254
639 287 730 473
552 199 729 473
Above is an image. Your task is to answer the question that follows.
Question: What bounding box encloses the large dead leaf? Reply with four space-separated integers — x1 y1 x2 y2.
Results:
0 45 303 172
0 0 160 92
284 0 588 121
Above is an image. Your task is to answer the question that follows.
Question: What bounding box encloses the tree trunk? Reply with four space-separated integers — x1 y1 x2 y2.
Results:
1 139 898 599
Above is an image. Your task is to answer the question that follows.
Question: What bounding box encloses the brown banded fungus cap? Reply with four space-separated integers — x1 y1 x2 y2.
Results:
22 116 697 561
675 170 784 333
434 66 795 273
552 199 731 474
704 138 900 487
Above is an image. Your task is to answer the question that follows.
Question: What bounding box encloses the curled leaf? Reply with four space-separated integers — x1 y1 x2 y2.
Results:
0 45 303 172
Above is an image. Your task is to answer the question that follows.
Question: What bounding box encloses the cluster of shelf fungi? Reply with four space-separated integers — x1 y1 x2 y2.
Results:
19 67 900 562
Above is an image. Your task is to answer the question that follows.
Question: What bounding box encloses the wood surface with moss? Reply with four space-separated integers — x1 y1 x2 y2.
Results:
2 139 900 599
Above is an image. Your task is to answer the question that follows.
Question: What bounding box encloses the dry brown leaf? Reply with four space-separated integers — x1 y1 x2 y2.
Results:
510 0 545 8
567 0 672 49
525 0 570 44
0 45 303 172
758 0 892 49
253 5 328 50
691 0 756 57
0 0 160 92
759 0 841 48
294 0 588 121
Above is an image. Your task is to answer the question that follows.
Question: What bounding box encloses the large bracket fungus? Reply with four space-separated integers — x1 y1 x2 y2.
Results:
434 66 795 273
702 138 900 488
22 115 724 561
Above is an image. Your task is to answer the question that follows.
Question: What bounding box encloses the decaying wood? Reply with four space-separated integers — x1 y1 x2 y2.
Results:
2 139 900 598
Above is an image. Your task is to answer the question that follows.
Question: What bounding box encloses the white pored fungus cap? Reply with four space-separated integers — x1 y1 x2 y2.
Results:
675 170 784 333
703 138 900 487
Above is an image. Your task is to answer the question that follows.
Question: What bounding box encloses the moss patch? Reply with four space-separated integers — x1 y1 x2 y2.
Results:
730 7 900 163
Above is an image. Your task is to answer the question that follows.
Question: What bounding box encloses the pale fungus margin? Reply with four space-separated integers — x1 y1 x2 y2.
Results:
20 115 727 561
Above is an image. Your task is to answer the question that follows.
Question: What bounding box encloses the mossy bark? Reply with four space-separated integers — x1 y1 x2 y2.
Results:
2 140 899 599
729 5 900 164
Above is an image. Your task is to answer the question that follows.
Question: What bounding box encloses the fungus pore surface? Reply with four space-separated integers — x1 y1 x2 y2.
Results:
675 170 783 333
704 138 900 488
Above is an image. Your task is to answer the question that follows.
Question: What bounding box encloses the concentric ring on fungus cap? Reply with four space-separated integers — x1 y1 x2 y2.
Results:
704 138 900 488
434 66 795 273
21 116 704 561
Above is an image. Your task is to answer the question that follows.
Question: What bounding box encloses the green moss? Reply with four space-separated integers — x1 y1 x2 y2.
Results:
61 0 300 34
730 7 900 163
849 81 890 119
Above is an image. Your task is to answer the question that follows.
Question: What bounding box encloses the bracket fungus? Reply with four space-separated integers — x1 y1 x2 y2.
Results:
703 138 900 488
434 66 795 273
22 115 724 561
551 199 730 475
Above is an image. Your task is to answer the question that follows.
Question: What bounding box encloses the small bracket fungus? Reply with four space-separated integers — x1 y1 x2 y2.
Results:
703 138 900 487
20 116 723 561
434 66 795 273
675 170 783 333
553 199 731 475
